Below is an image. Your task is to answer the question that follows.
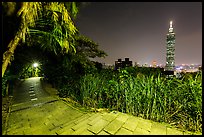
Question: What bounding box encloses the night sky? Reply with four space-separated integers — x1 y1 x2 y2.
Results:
75 2 202 66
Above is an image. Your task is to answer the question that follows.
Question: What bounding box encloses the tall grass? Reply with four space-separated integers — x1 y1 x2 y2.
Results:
79 69 202 132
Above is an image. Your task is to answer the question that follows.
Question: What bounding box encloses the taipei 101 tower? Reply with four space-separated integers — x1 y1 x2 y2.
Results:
165 21 175 71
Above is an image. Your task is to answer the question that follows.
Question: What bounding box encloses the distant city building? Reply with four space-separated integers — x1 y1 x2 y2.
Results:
142 63 149 67
165 21 176 71
152 60 157 68
102 63 114 69
134 62 140 67
115 58 132 70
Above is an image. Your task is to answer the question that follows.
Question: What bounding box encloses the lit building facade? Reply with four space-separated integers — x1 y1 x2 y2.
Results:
165 21 176 71
152 60 157 68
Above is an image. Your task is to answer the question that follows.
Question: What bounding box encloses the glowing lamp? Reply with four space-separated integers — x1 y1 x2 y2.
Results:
33 63 38 68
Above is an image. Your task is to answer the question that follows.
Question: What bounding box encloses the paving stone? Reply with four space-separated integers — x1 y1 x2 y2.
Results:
55 113 73 121
29 125 51 135
133 127 150 135
17 126 31 134
43 118 53 126
32 130 49 135
7 122 24 131
45 114 54 120
9 114 24 124
68 112 85 121
104 119 125 135
88 112 102 121
7 126 25 135
166 127 184 135
30 120 45 128
73 113 91 125
22 120 31 127
58 128 75 135
23 130 33 135
71 118 90 131
60 119 76 128
136 118 152 131
149 122 167 135
102 112 118 122
122 116 139 131
88 118 109 134
71 124 92 135
51 119 64 127
79 129 95 135
70 112 84 119
18 111 29 117
88 114 103 126
56 122 76 135
98 130 110 135
59 128 74 135
8 130 24 135
49 124 63 132
115 127 133 135
115 112 129 123
32 129 56 135
48 109 62 116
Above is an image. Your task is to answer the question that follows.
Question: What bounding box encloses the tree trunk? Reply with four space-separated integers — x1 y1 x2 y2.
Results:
2 30 23 77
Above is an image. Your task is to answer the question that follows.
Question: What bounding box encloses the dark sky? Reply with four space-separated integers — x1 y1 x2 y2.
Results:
75 2 202 66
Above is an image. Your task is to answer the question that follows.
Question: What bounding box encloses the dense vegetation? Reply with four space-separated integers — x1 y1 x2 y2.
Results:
50 66 202 133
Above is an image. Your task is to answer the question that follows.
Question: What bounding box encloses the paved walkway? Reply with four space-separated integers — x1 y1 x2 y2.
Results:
5 96 200 135
4 80 201 135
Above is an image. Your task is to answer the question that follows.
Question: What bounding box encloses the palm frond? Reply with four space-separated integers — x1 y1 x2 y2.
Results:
17 2 42 27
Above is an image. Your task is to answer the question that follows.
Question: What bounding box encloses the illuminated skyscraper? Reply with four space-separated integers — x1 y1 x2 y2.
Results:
165 21 175 71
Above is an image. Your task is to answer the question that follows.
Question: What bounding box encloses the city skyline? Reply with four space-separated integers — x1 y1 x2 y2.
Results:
75 2 202 66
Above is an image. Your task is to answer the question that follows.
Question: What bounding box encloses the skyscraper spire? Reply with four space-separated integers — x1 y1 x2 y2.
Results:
170 21 173 27
169 21 173 33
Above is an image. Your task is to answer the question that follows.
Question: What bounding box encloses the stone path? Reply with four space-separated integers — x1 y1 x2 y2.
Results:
4 96 200 135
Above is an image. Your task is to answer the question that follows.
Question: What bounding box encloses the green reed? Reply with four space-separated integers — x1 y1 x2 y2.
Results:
79 70 202 132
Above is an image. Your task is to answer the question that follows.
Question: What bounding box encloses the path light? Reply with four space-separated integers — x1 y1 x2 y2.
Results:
33 63 38 68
